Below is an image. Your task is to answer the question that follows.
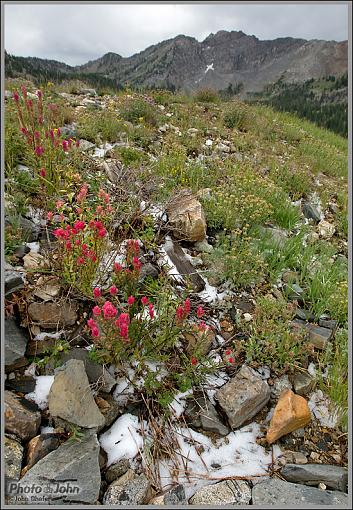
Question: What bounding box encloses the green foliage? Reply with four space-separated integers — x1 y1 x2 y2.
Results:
244 295 310 370
114 146 147 168
320 328 348 431
120 98 158 126
194 88 220 103
78 110 128 143
223 104 248 130
205 232 266 290
252 75 348 137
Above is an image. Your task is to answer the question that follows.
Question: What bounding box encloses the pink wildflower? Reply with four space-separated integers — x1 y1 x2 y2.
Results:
93 287 101 299
141 296 149 306
102 301 117 319
197 306 204 318
127 296 135 306
109 285 118 296
92 306 101 316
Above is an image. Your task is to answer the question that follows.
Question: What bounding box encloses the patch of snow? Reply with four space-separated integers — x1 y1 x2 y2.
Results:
308 390 340 428
197 277 232 304
25 375 54 410
33 330 64 341
205 63 214 73
113 367 139 406
169 389 193 418
308 362 316 377
158 238 184 284
140 201 167 225
158 422 277 499
92 142 114 158
99 413 146 467
24 363 37 377
204 370 229 405
26 242 40 253
41 426 55 434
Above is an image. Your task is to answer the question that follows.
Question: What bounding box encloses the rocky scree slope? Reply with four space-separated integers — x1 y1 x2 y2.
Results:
4 83 349 506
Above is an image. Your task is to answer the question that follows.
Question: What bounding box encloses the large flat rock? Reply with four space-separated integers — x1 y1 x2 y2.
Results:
7 431 101 504
252 478 348 505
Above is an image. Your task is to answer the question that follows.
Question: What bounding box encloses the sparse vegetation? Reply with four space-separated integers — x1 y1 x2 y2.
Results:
4 77 348 491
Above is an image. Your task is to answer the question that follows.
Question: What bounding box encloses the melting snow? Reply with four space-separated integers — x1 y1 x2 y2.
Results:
100 414 146 467
158 238 184 284
92 142 114 158
41 426 55 434
308 390 340 428
204 370 229 405
33 330 64 341
25 375 54 410
169 389 193 418
197 277 232 304
158 423 278 499
26 242 40 253
205 63 214 73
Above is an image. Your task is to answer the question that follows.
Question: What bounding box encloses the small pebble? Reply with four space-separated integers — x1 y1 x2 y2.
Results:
318 483 327 490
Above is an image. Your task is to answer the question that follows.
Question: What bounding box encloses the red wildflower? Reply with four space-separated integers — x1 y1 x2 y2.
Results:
35 146 44 156
39 168 46 177
176 305 184 321
191 357 198 366
102 301 117 319
92 306 101 316
87 318 97 329
109 285 118 296
91 326 100 338
149 304 155 320
141 296 149 306
127 296 135 306
184 298 191 315
93 287 101 299
197 306 204 318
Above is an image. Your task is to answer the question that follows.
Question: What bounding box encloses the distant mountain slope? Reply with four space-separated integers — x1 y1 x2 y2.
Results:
5 30 348 94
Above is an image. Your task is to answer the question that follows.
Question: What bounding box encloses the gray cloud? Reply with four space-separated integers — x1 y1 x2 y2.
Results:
4 2 349 66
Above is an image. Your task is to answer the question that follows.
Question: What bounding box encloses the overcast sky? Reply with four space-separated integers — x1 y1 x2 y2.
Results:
4 2 349 66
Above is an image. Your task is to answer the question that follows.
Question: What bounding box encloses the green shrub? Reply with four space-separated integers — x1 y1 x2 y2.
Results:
194 88 219 103
120 98 158 126
224 105 248 130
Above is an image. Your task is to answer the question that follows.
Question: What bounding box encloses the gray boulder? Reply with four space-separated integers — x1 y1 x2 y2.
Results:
189 480 251 505
103 472 152 505
4 436 23 485
281 464 348 492
252 478 348 505
185 394 230 436
8 431 101 504
5 318 28 371
215 365 270 428
5 264 24 297
48 359 105 429
5 391 41 441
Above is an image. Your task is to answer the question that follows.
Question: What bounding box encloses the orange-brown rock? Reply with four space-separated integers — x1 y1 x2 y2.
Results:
266 389 311 444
